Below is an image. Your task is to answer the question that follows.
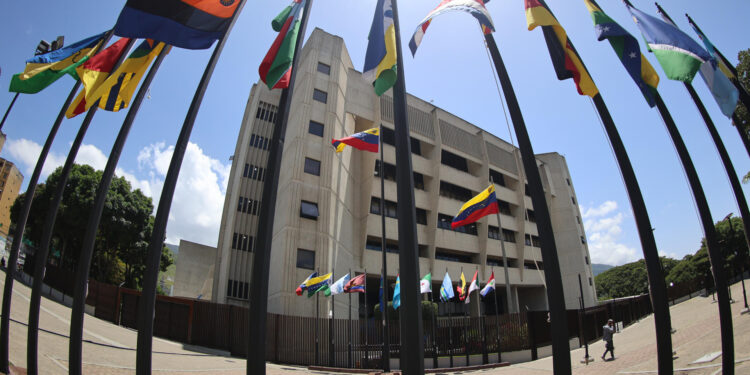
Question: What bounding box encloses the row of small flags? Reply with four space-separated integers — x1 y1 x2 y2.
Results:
295 270 498 309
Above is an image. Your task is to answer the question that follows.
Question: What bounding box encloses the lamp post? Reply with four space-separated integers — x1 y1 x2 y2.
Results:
724 214 748 312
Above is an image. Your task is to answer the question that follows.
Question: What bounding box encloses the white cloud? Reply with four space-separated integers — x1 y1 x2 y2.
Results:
582 201 639 266
4 137 229 247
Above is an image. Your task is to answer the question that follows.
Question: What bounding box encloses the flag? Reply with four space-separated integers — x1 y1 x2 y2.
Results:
344 274 366 293
583 0 659 107
480 271 495 297
465 271 479 304
296 271 317 296
452 184 499 229
9 32 107 94
393 275 401 310
420 273 432 294
66 38 132 118
363 0 397 96
625 3 710 82
325 273 350 296
305 272 332 297
379 274 385 312
440 271 455 301
456 271 467 301
332 128 380 153
409 0 495 56
688 22 736 81
259 0 305 90
113 0 240 50
87 40 167 113
525 0 598 97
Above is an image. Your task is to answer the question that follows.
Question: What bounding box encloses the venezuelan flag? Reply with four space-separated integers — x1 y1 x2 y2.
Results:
525 0 598 97
114 0 240 50
9 32 106 94
305 272 332 298
451 184 499 229
331 128 379 153
363 0 397 96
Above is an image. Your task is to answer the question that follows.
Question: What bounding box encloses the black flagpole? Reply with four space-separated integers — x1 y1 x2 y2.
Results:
653 92 734 374
28 36 137 375
378 123 391 372
483 31 571 375
0 29 114 370
348 269 352 368
246 0 311 372
591 92 673 374
363 269 369 369
491 268 501 362
135 6 246 375
389 0 425 372
0 80 81 373
329 269 335 366
489 177 513 315
0 93 20 132
67 44 168 375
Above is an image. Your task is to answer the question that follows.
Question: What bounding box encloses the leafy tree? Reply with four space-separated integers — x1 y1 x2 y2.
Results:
732 49 750 182
10 164 173 289
595 258 679 300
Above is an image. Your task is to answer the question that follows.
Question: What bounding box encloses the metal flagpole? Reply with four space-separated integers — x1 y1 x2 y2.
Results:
492 267 501 362
578 274 591 363
653 92 734 374
28 36 138 375
448 298 454 368
478 278 487 365
364 269 369 369
430 289 438 369
0 29 114 371
330 269 335 366
490 177 513 315
246 0 312 372
389 0 425 372
482 31 571 374
348 268 352 368
378 124 390 372
0 93 20 132
316 282 320 366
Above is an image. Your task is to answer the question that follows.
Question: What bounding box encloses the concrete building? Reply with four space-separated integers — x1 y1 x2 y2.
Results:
0 158 23 240
174 239 215 300
211 28 596 318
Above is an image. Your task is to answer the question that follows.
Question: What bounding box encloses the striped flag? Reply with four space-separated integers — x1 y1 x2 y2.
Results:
344 274 366 293
452 184 499 229
363 0 397 96
296 271 317 296
409 0 495 56
259 0 305 90
331 128 380 153
480 272 495 297
324 273 350 296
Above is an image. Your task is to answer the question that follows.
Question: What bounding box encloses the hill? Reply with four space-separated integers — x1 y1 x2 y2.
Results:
592 263 613 276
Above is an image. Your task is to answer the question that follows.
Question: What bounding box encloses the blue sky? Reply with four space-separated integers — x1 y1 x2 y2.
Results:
0 0 748 266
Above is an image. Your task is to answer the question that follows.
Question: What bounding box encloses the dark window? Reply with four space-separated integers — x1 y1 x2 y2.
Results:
526 209 536 223
566 178 571 186
300 201 319 220
317 62 331 75
416 208 427 225
237 197 245 212
304 158 321 176
524 261 543 270
489 169 506 186
227 279 249 299
250 134 268 150
525 235 532 246
411 137 422 156
487 258 503 267
577 216 581 224
524 184 530 196
531 235 541 247
488 225 501 240
589 277 593 286
413 172 425 190
502 229 516 242
370 197 397 218
581 235 586 244
309 120 324 136
313 89 328 103
232 233 238 249
366 238 399 253
232 233 253 251
441 150 469 172
435 250 474 264
374 160 397 182
296 249 316 270
243 164 249 178
381 126 395 145
439 181 474 202
498 200 512 216
370 197 381 215
437 214 452 230
571 196 577 205
438 213 477 235
585 256 589 265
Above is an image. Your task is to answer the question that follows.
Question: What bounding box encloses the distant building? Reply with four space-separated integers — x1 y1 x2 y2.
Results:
211 28 596 318
0 158 23 244
173 239 215 300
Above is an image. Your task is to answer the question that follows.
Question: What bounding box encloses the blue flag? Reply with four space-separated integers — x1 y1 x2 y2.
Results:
439 271 454 302
393 275 401 310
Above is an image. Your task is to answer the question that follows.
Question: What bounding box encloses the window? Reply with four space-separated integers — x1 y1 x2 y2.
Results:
566 178 571 186
304 158 321 176
238 197 260 215
313 89 328 103
581 235 586 244
416 208 427 225
308 120 324 136
381 126 395 145
410 137 422 156
232 233 253 252
489 169 506 186
413 172 425 190
441 150 469 172
577 216 581 224
498 200 512 216
300 201 319 220
227 279 249 300
531 235 541 247
524 184 530 196
439 181 474 202
435 250 474 264
438 213 477 235
366 238 399 253
525 235 532 246
250 134 269 150
370 197 397 218
255 101 278 123
589 277 593 286
244 164 264 181
374 160 397 182
524 261 543 270
297 249 316 270
571 196 577 205
488 225 501 240
585 256 589 265
437 214 452 230
317 62 331 75
502 229 516 243
526 209 536 223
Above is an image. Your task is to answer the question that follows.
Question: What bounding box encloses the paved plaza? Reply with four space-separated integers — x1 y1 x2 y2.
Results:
1 271 749 374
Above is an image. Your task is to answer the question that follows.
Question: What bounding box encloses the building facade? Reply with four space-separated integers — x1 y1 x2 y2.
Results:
211 28 596 317
0 158 23 240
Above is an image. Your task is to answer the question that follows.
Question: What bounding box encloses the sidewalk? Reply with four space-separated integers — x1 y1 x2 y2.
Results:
1 270 748 374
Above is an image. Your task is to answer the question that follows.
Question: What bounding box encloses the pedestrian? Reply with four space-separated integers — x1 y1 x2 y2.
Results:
601 318 615 360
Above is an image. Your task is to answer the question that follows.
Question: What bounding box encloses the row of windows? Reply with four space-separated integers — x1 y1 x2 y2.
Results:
243 164 265 181
365 239 400 254
380 126 422 156
374 160 425 190
435 250 473 264
250 134 269 150
238 196 260 215
255 101 278 123
524 234 542 247
437 213 478 235
232 233 253 252
369 197 427 225
227 279 249 300
488 225 516 243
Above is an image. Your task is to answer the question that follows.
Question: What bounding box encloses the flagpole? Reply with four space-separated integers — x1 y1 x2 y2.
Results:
491 267 501 362
430 289 438 369
489 177 513 315
482 31 571 374
590 92 674 374
388 0 425 372
316 283 320 366
378 123 391 372
348 269 352 368
330 269 335 366
247 0 312 371
653 91 734 374
0 93 20 132
363 269 369 369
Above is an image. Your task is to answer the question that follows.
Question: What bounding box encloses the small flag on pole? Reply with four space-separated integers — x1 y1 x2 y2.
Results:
440 271 455 301
409 0 495 56
344 274 366 293
331 128 380 153
480 272 495 297
465 271 479 304
452 185 499 229
393 275 401 310
457 271 467 301
363 0 397 96
259 0 306 89
305 272 332 297
420 273 432 294
296 271 317 296
325 273 350 296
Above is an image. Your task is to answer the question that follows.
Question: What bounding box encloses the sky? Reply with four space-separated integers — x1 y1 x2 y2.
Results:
0 0 748 266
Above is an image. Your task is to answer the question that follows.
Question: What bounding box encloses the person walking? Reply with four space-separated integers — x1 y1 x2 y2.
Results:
601 318 615 360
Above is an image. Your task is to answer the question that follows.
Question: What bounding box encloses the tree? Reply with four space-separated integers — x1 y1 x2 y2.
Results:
10 164 173 289
595 258 679 300
733 49 750 182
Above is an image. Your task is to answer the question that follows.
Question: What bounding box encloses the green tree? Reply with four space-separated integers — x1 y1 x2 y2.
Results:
733 49 750 182
10 164 173 289
595 257 679 300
